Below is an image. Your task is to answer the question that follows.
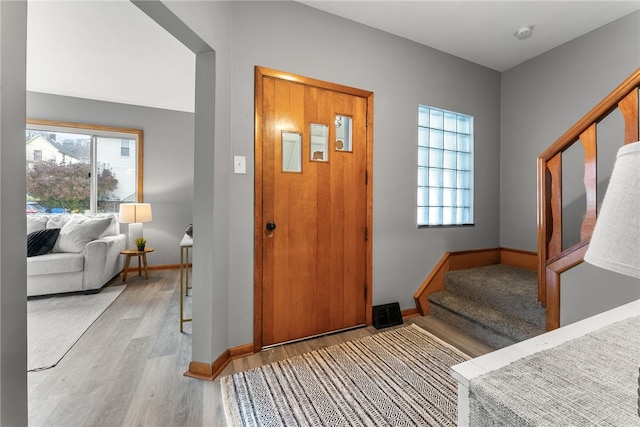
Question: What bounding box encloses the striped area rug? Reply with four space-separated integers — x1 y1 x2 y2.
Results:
221 324 469 426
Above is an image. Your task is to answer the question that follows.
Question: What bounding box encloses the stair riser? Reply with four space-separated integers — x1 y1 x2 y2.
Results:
430 304 516 349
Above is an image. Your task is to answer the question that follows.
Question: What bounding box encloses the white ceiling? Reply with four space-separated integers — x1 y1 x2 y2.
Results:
26 1 640 113
27 1 196 112
298 1 640 71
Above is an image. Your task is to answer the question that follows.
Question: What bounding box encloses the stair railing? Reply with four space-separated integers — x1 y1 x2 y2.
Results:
537 68 640 331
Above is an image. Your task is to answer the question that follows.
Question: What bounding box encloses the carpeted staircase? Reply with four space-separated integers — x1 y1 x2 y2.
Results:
428 264 546 349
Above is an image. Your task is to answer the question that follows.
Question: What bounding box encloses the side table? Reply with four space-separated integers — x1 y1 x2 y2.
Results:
120 248 154 282
180 234 193 332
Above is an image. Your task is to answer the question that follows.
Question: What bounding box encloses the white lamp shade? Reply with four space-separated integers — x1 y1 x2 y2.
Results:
119 203 153 224
584 141 640 279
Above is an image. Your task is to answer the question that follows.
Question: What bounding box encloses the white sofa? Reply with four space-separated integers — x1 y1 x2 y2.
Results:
26 214 126 297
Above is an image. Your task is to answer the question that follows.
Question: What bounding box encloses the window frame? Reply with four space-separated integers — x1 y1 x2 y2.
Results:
417 105 474 227
26 119 144 213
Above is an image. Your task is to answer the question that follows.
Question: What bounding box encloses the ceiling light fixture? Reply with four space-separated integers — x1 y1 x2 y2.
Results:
515 25 534 40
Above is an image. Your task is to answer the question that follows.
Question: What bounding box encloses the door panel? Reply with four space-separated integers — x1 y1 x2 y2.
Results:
256 68 372 348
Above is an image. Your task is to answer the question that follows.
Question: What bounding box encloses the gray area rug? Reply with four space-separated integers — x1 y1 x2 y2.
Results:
470 315 640 426
221 324 469 426
28 285 125 372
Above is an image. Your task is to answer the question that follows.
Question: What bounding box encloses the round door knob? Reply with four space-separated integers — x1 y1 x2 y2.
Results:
266 221 276 231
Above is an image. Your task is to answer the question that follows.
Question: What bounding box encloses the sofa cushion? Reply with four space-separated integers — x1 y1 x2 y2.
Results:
46 215 72 230
53 215 112 253
27 252 84 275
27 228 60 257
26 216 48 234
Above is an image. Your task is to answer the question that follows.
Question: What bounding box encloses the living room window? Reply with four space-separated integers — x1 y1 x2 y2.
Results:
417 105 474 226
26 120 143 215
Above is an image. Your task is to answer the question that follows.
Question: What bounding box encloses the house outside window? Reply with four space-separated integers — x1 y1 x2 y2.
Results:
26 121 143 215
121 140 130 157
417 105 474 226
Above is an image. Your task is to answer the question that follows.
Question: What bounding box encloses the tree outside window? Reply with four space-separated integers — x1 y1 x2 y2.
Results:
26 121 143 214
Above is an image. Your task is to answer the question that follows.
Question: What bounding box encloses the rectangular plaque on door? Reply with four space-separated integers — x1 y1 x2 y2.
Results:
282 131 302 172
310 123 328 162
335 115 352 152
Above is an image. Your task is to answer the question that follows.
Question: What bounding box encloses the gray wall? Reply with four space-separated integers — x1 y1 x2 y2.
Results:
168 1 501 348
22 2 639 374
1 2 28 424
27 92 195 267
0 5 637 418
500 11 640 324
561 263 640 325
160 0 233 367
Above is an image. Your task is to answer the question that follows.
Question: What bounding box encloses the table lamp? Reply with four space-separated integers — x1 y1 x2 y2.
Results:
118 203 153 249
583 140 640 417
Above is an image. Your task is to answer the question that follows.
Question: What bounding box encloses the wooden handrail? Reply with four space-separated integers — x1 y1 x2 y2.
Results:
539 68 640 161
537 68 640 330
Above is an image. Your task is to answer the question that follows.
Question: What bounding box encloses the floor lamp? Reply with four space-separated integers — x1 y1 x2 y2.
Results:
119 203 153 249
583 141 640 417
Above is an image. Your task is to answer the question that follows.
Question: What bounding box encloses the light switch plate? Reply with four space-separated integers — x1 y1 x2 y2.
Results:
233 155 246 174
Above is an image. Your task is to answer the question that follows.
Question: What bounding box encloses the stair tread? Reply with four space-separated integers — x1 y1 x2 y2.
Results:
429 290 545 343
444 264 545 328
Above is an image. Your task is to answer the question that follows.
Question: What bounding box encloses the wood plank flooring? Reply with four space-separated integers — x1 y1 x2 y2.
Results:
28 269 494 427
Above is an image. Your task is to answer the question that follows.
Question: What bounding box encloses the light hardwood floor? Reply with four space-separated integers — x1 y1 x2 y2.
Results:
28 269 493 427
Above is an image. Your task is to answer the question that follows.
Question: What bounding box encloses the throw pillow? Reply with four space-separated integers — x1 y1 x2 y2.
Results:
53 215 113 253
27 228 60 257
46 214 71 230
97 213 117 238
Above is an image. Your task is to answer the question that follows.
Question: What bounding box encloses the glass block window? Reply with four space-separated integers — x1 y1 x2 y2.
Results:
418 105 474 226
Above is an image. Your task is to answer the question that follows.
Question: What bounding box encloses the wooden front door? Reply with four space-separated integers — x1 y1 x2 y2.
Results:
254 67 373 349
